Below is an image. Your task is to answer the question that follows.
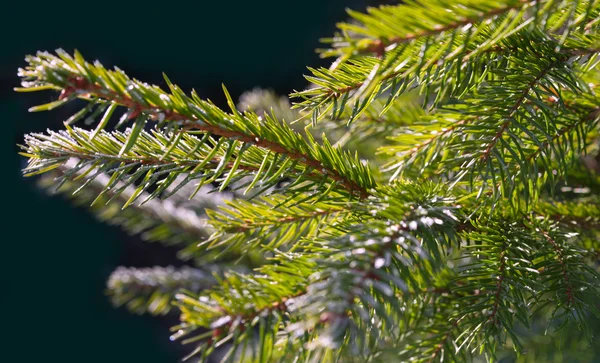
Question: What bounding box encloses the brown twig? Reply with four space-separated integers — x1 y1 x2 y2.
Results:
480 59 557 161
488 241 507 324
62 77 370 198
232 207 346 232
385 1 531 47
541 230 575 305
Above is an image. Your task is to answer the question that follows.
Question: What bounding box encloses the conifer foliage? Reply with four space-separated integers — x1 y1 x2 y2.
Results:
15 0 600 361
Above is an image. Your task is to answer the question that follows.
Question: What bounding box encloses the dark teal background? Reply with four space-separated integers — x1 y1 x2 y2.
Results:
1 1 368 361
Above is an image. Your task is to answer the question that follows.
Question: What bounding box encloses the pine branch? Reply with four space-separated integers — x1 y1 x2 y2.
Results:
478 56 561 162
202 194 354 255
295 1 599 122
531 220 600 323
381 46 599 209
355 0 531 51
450 220 539 352
11 1 600 361
174 254 313 361
540 230 575 305
174 183 461 361
21 123 372 210
17 50 375 199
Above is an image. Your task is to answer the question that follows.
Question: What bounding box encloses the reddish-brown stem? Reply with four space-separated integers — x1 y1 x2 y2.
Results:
63 77 369 198
428 320 458 363
488 241 507 324
385 1 530 47
210 222 432 338
232 207 346 232
327 1 533 96
541 231 574 305
480 58 557 161
401 119 469 160
46 146 342 191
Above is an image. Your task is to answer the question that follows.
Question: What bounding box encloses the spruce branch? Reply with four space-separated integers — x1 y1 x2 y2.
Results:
203 194 354 255
17 50 375 199
352 0 532 52
478 56 562 162
531 220 600 324
12 0 600 361
20 122 372 209
174 182 461 361
381 46 599 209
174 254 313 361
451 220 540 351
540 230 575 305
295 1 599 122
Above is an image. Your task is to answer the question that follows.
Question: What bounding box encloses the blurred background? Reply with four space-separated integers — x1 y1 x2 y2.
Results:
1 1 373 361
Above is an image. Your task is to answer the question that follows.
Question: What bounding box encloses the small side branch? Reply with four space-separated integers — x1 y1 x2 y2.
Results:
541 230 575 305
488 240 508 324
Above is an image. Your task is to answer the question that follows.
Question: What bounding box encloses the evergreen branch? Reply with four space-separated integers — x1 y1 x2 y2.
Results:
344 0 533 55
382 75 599 181
295 2 599 122
174 183 460 361
11 1 600 360
20 124 370 208
540 230 575 305
523 109 597 162
381 118 470 176
201 194 356 255
479 57 559 162
224 207 343 232
370 291 468 363
22 127 251 205
488 239 508 324
39 161 208 244
384 50 598 208
60 74 363 195
526 220 600 342
427 216 600 360
208 198 349 233
107 266 216 316
449 219 542 354
17 50 375 198
534 196 600 229
174 254 314 361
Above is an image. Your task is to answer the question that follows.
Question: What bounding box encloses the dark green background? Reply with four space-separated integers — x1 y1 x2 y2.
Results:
1 1 368 361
